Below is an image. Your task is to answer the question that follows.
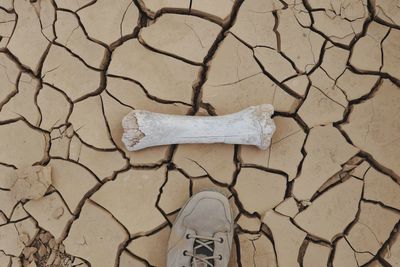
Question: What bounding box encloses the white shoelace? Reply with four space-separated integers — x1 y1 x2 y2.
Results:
184 234 223 267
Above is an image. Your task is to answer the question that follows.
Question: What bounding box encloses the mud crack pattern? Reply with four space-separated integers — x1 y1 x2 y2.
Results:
0 0 399 266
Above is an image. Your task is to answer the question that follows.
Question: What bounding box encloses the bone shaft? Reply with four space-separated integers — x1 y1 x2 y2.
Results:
137 112 259 149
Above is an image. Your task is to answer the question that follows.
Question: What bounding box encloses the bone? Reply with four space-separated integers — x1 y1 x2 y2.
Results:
122 104 276 151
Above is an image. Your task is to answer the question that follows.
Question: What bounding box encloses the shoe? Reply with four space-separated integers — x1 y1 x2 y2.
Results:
167 191 234 267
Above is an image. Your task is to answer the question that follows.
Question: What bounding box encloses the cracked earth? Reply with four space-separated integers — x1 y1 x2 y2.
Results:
0 0 399 266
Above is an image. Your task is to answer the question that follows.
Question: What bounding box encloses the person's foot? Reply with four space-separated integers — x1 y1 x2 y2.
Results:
167 191 234 267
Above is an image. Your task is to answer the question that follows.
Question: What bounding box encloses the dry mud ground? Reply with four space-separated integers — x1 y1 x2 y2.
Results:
0 0 400 266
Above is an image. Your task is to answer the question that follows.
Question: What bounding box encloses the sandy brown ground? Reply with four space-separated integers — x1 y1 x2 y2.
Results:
0 0 400 266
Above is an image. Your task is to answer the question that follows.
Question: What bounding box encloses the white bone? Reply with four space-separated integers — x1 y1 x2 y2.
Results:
122 104 276 151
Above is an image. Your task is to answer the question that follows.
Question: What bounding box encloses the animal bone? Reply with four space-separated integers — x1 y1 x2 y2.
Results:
122 104 276 151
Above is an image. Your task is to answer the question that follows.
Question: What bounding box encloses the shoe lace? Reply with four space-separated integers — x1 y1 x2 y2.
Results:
184 234 223 267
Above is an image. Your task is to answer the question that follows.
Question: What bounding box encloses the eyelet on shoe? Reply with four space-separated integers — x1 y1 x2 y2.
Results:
183 250 188 256
218 254 223 260
186 234 191 239
219 237 224 243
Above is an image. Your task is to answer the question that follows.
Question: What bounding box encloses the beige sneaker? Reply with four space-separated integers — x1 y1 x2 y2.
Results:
167 191 234 267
